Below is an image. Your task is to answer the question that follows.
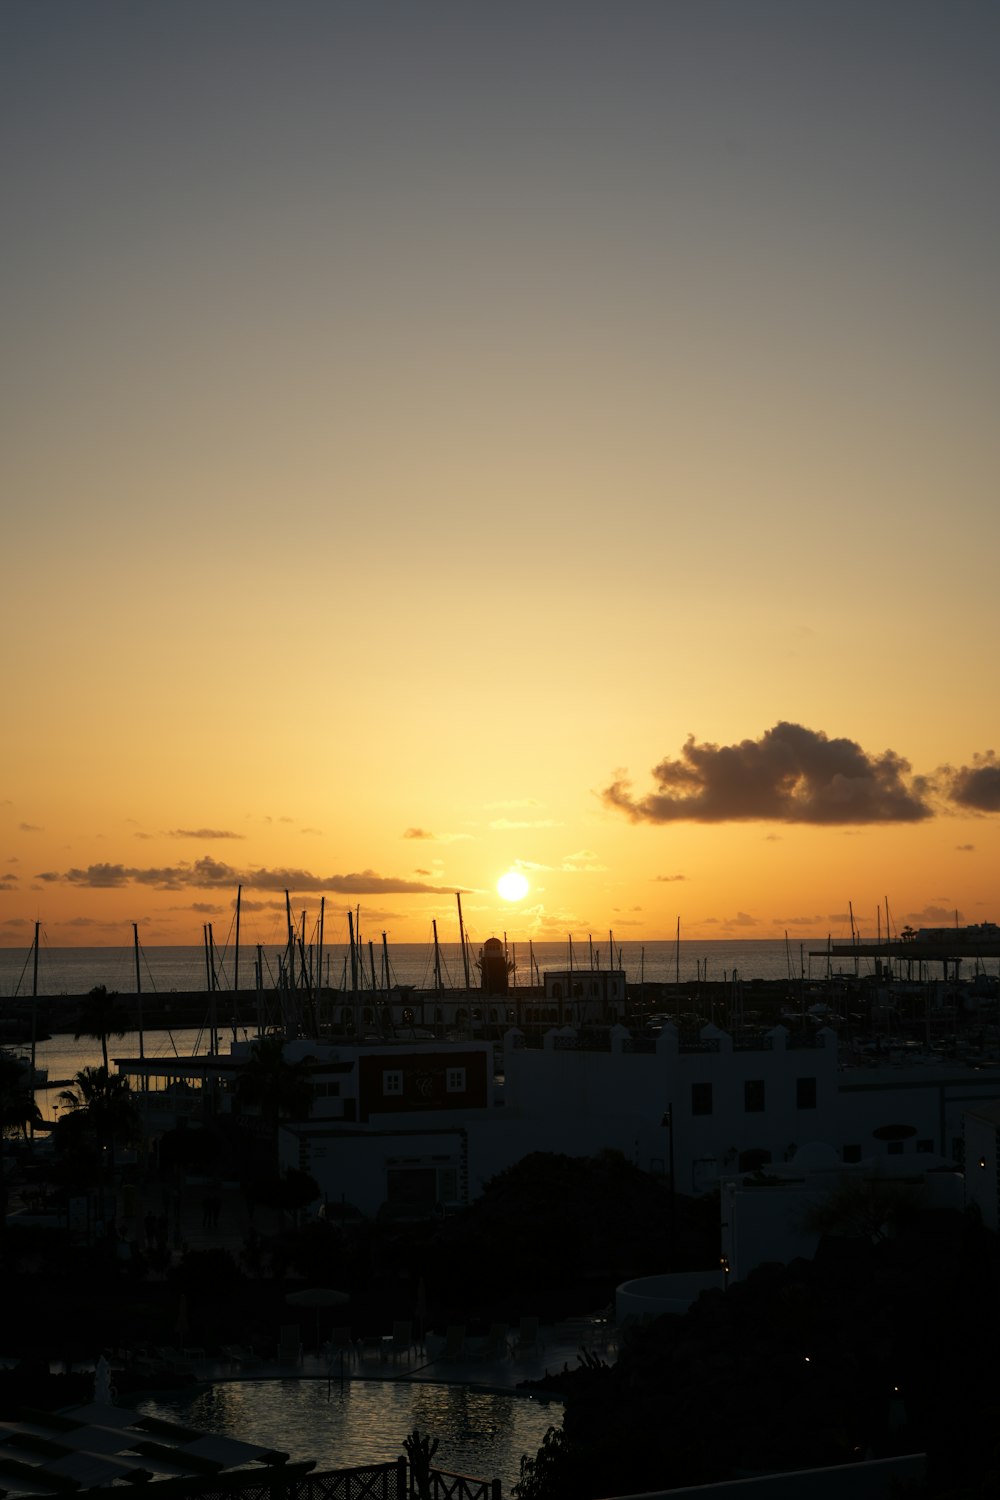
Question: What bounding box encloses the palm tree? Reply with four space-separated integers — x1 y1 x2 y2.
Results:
0 1050 42 1142
74 984 130 1072
56 1065 141 1169
236 1036 314 1127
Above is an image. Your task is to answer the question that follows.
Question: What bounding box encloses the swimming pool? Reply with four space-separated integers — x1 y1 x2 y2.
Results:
135 1379 562 1494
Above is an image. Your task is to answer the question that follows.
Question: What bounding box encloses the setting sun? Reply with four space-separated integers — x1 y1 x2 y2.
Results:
497 870 530 902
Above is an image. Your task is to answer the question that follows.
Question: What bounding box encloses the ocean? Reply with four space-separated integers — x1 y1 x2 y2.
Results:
0 936 848 1001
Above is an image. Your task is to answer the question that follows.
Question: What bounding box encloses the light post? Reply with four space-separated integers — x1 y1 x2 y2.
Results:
661 1106 675 1267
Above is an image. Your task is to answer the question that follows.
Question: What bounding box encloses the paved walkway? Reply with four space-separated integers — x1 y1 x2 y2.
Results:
134 1314 616 1396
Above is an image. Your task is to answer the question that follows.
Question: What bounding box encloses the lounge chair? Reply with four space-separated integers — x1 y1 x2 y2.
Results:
222 1343 258 1371
469 1322 510 1360
388 1320 417 1363
438 1324 467 1361
324 1328 357 1368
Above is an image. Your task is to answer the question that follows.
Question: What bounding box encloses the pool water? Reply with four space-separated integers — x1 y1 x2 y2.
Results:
135 1380 562 1494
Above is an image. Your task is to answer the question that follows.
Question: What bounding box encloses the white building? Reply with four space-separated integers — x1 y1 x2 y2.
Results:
963 1101 1000 1231
121 1020 1000 1223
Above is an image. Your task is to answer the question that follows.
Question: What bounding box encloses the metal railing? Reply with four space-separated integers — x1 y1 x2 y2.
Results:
412 1469 501 1500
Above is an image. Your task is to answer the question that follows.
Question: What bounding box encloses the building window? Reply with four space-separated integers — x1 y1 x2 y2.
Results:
744 1079 765 1113
887 1140 904 1155
446 1067 466 1093
437 1167 459 1202
917 1139 933 1153
382 1070 403 1096
843 1144 862 1163
796 1077 817 1110
691 1082 713 1116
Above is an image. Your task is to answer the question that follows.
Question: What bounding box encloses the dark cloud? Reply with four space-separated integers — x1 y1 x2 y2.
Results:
907 904 964 926
655 874 686 883
170 828 245 840
956 844 976 853
19 822 43 833
942 753 1000 813
404 828 434 840
38 857 453 896
603 723 933 825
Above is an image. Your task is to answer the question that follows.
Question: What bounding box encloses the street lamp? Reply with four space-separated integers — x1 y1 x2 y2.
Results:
661 1106 675 1267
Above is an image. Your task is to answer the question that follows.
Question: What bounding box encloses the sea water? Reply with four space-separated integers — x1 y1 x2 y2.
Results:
0 936 850 1000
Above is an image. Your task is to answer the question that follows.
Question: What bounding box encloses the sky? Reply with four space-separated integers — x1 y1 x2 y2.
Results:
3 0 999 952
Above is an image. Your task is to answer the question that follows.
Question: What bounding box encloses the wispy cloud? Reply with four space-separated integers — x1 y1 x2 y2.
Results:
403 828 471 843
489 818 561 831
37 857 454 896
655 874 686 883
19 822 43 833
170 828 245 840
561 849 606 873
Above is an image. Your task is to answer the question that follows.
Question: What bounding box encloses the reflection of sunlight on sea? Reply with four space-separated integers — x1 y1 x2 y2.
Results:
136 1380 562 1492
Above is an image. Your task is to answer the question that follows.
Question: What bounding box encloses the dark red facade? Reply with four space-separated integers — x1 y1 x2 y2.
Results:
356 1048 489 1123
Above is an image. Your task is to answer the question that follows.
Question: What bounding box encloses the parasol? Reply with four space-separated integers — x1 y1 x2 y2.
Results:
285 1286 349 1349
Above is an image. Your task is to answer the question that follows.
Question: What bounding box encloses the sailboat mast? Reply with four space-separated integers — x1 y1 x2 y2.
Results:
285 891 295 992
456 892 470 988
31 920 39 1080
234 884 242 993
433 919 443 992
207 923 219 1053
348 910 358 994
132 921 145 1060
676 916 681 985
317 896 326 1022
203 924 212 991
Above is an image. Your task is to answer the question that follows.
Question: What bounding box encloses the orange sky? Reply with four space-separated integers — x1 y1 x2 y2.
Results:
3 2 998 951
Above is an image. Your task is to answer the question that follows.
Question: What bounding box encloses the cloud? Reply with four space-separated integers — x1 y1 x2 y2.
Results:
19 822 43 833
170 828 245 840
403 828 471 844
907 904 963 926
37 857 454 896
655 874 686 883
0 877 18 891
941 752 1000 813
956 844 976 853
561 850 606 873
603 723 933 825
489 818 561 830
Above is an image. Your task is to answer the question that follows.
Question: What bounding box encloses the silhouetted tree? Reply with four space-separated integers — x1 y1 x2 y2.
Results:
0 1051 42 1141
74 985 129 1072
55 1066 141 1175
236 1036 313 1125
